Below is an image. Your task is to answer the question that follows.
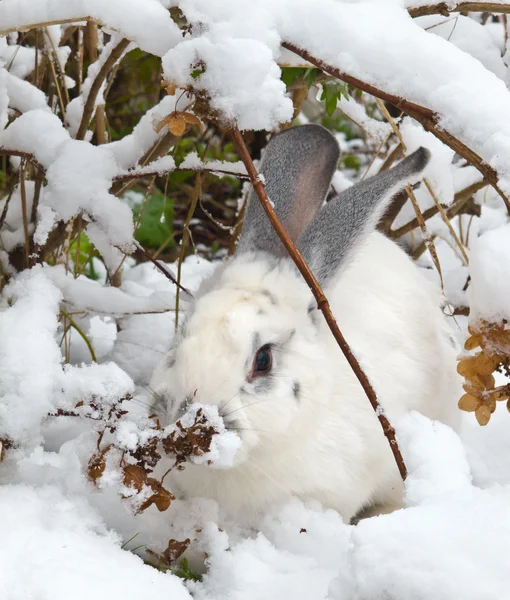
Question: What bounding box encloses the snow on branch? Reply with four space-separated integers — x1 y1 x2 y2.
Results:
0 0 180 56
408 1 510 18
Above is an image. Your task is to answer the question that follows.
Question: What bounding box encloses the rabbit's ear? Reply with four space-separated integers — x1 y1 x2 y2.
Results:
236 125 340 256
299 147 431 285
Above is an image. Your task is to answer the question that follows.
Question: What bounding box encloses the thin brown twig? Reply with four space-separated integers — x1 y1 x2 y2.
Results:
112 165 248 184
281 41 510 216
0 150 45 174
133 241 192 297
409 2 510 17
175 174 201 329
230 126 408 481
19 160 30 267
423 179 469 265
75 37 130 141
406 184 444 288
44 27 70 106
389 179 486 238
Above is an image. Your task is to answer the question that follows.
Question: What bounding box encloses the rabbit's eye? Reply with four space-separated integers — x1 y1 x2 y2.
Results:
253 345 272 375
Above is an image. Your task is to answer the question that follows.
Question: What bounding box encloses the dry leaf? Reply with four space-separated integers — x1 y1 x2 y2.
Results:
88 446 111 484
475 405 491 426
163 538 191 564
458 394 480 412
123 464 147 492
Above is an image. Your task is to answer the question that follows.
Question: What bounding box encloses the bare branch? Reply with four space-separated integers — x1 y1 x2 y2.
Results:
75 37 130 141
0 17 91 36
230 126 408 482
389 179 487 238
0 150 45 174
133 242 193 298
281 41 510 216
409 2 510 18
112 165 249 184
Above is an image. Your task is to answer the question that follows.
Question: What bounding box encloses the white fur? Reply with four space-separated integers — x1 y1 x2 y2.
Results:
151 232 461 523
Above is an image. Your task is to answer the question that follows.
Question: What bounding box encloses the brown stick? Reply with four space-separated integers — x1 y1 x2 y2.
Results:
230 126 408 481
281 41 510 216
389 179 487 238
75 37 130 141
86 21 107 144
409 2 510 17
134 242 192 297
112 165 249 184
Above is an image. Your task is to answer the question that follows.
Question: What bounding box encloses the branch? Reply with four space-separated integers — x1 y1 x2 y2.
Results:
112 166 248 184
0 150 45 174
133 242 193 298
75 37 130 141
230 126 408 481
281 41 510 216
389 178 487 238
409 2 510 17
0 17 91 36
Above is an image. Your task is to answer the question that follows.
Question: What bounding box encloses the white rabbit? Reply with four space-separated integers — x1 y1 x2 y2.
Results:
150 125 461 523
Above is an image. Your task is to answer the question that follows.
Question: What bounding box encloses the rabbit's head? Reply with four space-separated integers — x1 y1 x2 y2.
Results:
151 125 430 463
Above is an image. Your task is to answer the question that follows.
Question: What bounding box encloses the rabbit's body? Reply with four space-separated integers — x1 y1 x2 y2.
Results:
151 126 461 523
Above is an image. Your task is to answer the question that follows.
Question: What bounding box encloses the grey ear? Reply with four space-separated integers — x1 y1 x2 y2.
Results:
236 124 340 256
299 147 431 285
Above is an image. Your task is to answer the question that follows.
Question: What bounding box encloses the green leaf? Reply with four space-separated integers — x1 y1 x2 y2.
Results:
130 189 175 250
69 232 101 280
320 81 350 116
304 68 319 88
191 68 204 80
280 67 307 87
172 558 202 582
210 240 221 255
343 155 362 171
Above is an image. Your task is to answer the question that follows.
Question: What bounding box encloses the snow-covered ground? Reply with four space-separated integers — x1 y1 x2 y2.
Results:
2 0 510 598
1 248 510 600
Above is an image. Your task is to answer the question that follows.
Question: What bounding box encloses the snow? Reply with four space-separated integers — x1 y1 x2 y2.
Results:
0 484 191 600
3 255 510 599
163 403 241 468
336 94 392 144
469 223 510 323
2 1 510 598
0 0 181 57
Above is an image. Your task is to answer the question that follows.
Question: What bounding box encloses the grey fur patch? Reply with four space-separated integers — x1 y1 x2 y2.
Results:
261 289 278 305
307 303 320 327
251 374 275 395
293 381 301 401
299 148 430 285
236 125 340 257
166 355 176 369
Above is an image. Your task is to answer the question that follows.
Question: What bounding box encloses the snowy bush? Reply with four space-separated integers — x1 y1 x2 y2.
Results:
1 1 510 598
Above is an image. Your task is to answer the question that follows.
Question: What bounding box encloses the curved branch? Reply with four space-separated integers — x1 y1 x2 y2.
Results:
0 150 45 174
281 41 510 216
75 37 130 141
389 178 487 238
409 2 510 17
230 126 408 481
0 17 91 36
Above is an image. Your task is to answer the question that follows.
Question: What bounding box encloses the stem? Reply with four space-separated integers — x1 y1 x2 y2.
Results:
75 37 130 141
175 175 201 330
60 309 97 362
409 2 510 17
19 160 30 267
230 126 408 481
281 41 510 216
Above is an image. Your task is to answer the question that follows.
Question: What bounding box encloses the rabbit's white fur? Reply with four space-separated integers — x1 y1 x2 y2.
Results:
151 232 460 522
